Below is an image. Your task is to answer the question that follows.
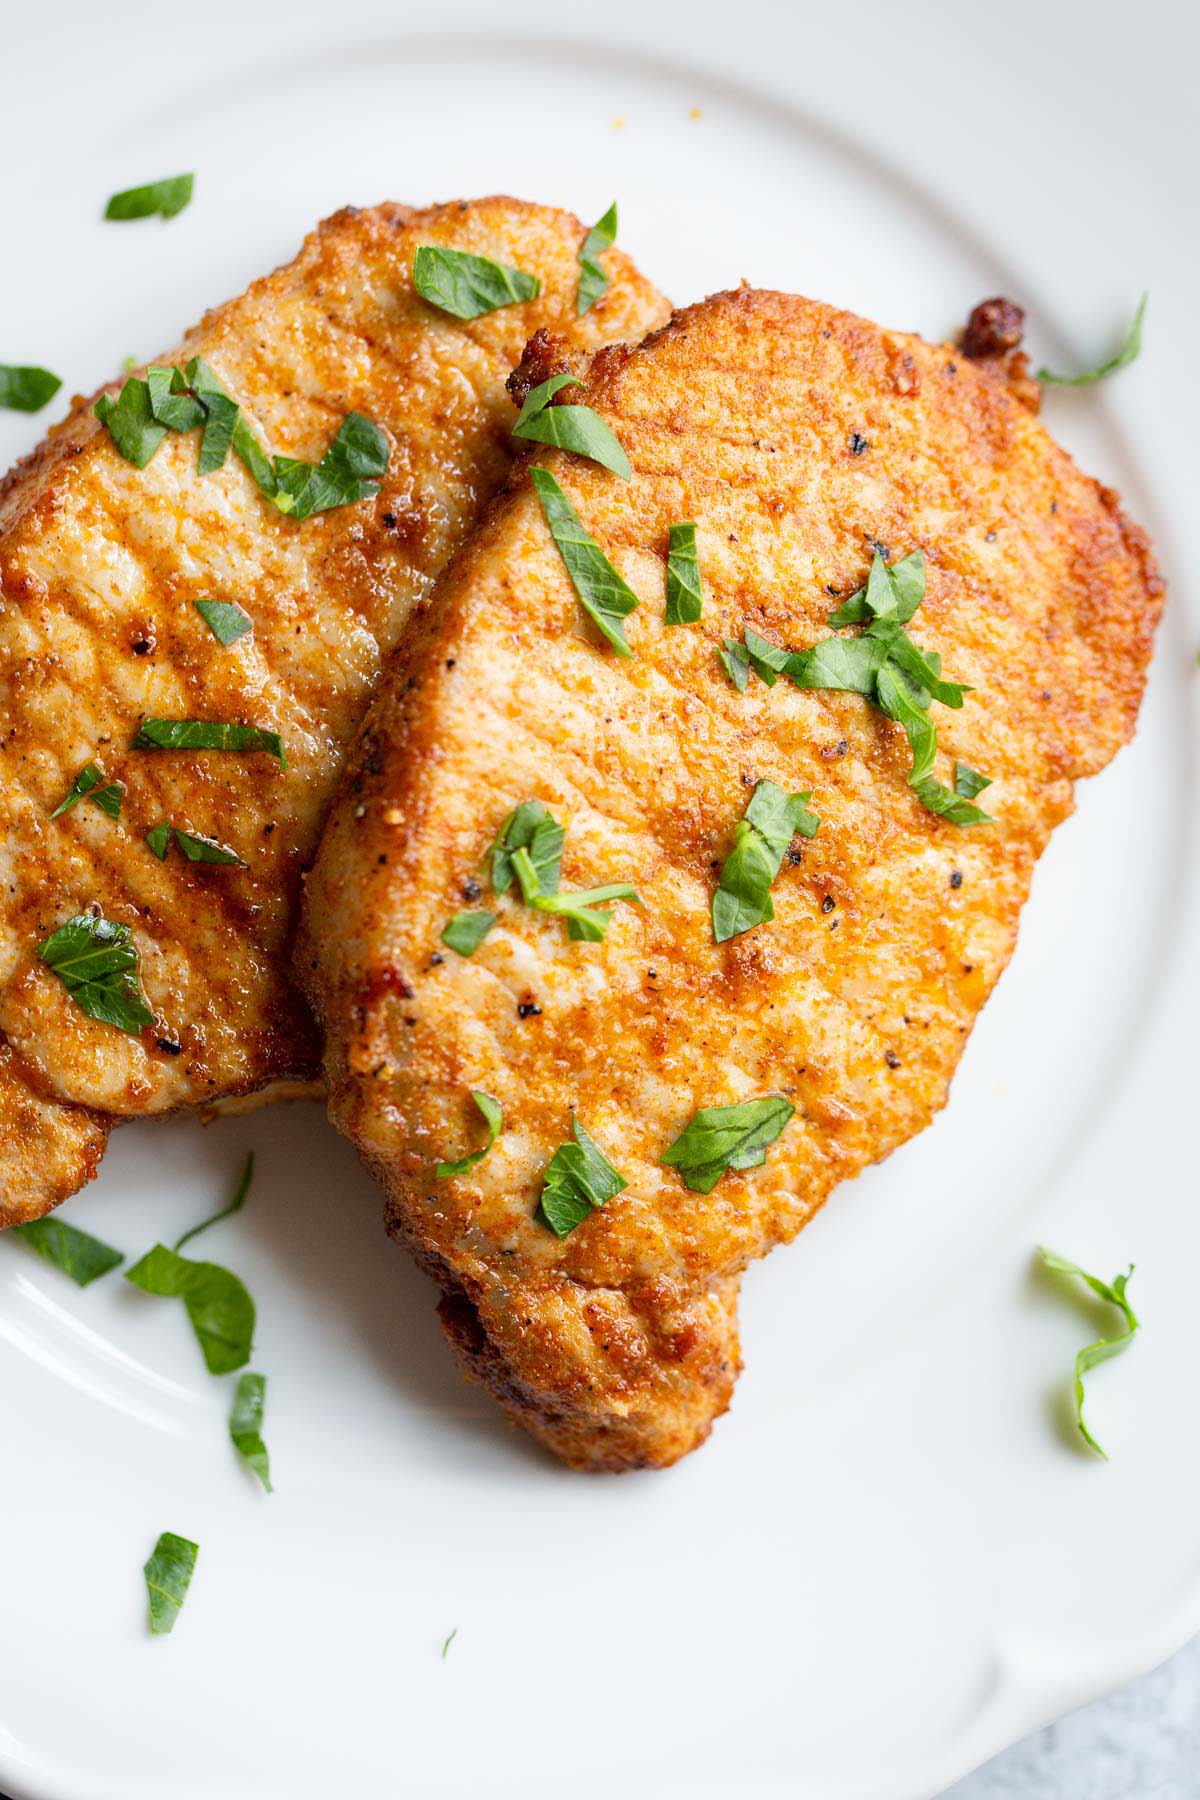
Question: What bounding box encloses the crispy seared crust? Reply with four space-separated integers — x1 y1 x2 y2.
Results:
0 197 669 1225
299 286 1162 1470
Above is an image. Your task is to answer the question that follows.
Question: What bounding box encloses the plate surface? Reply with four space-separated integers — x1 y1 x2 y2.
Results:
1 3 1196 1797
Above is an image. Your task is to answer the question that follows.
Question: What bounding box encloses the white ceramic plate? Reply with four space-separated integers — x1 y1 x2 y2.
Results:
2 2 1196 1796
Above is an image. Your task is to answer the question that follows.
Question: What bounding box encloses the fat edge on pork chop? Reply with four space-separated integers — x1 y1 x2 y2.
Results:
299 287 1163 1472
0 196 669 1227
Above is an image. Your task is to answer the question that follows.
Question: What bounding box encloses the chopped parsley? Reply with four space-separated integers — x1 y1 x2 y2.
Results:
10 1216 124 1287
174 1152 254 1252
125 1243 255 1374
489 798 639 942
512 374 631 480
727 552 992 825
105 174 194 222
229 1372 272 1492
1038 1248 1139 1459
664 521 703 624
144 1532 198 1635
412 245 540 319
96 359 388 520
538 1115 627 1237
441 911 496 956
1036 293 1147 387
50 761 124 821
577 202 618 316
39 913 153 1034
145 822 171 860
661 1096 794 1194
530 467 640 655
711 780 819 943
132 718 285 766
172 829 246 867
436 1090 503 1178
194 598 252 645
0 365 62 412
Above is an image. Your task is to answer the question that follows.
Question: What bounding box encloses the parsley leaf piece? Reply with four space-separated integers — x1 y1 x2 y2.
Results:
661 1095 794 1194
229 1372 272 1492
490 800 553 894
538 1116 627 1237
1038 1248 1140 1458
513 375 631 480
827 551 926 628
183 357 278 495
95 378 168 467
271 412 389 521
1036 293 1147 387
711 779 818 943
197 390 238 474
39 913 153 1034
145 365 205 432
531 467 639 655
92 780 124 820
126 1243 255 1374
743 629 793 687
10 1216 124 1287
954 762 992 800
508 812 566 901
175 1152 254 1253
144 1532 198 1636
441 1628 458 1659
664 520 703 624
105 173 194 222
50 761 103 818
412 245 540 319
534 882 641 943
717 639 751 691
194 598 252 645
442 911 497 956
909 777 993 826
173 829 246 866
786 632 888 695
577 201 618 317
0 364 62 413
875 662 938 786
132 717 286 767
436 1089 503 1178
880 630 968 709
145 822 171 860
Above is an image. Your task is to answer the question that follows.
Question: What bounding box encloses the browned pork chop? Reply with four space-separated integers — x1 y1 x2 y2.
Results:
0 197 669 1225
299 287 1162 1471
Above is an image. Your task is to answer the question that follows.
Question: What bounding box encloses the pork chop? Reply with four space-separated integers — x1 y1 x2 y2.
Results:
299 288 1162 1471
0 197 669 1225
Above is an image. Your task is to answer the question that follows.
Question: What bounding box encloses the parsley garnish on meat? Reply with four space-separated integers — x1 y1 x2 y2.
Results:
661 1096 794 1194
96 358 388 519
664 521 703 624
105 174 194 222
576 202 618 317
412 245 540 319
38 913 153 1034
50 761 124 821
436 1090 503 1178
490 799 639 942
726 552 992 825
132 718 286 767
194 598 252 646
711 780 819 943
513 375 631 480
531 468 640 653
538 1115 627 1237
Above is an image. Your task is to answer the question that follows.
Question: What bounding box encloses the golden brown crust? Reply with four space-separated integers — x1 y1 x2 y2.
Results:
0 196 669 1226
299 285 1162 1469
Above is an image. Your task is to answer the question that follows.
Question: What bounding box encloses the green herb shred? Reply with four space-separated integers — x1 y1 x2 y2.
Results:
412 245 540 319
661 1096 794 1194
436 1090 503 1178
38 913 153 1034
0 365 62 412
576 201 618 317
664 521 703 624
1038 1248 1140 1458
10 1217 124 1287
105 174 194 222
711 780 819 943
1036 293 1147 387
512 374 631 480
538 1115 627 1237
531 467 640 654
144 1532 199 1635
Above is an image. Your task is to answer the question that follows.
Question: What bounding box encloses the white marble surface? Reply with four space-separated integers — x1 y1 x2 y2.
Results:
944 1636 1200 1798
